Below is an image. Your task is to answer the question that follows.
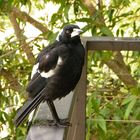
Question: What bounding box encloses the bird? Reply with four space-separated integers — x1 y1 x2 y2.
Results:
13 24 85 128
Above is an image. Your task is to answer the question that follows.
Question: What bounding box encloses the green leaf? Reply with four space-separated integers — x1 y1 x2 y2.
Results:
101 51 113 61
121 29 124 36
130 87 140 95
86 119 94 140
121 23 130 27
86 95 94 116
91 26 97 36
100 26 113 36
76 18 92 23
64 4 70 21
119 11 133 17
107 9 114 22
17 136 26 140
121 95 135 105
97 115 107 133
116 28 119 36
128 125 140 139
0 0 3 6
124 97 137 119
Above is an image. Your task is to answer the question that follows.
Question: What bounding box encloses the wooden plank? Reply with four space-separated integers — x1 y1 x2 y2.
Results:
65 57 87 140
63 39 87 140
81 37 140 51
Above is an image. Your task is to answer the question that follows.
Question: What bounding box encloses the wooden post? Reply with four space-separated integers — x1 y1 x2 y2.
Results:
65 53 87 140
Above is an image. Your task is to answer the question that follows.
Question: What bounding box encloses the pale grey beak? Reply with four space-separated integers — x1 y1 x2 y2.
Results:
71 28 83 37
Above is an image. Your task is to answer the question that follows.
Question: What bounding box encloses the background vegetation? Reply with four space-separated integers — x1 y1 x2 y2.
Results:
0 0 140 139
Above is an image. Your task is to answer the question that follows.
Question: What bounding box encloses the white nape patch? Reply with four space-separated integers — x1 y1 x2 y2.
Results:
31 63 39 79
71 28 83 37
56 29 63 41
40 56 63 78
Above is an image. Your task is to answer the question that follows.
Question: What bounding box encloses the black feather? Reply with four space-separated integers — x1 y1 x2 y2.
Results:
13 88 45 127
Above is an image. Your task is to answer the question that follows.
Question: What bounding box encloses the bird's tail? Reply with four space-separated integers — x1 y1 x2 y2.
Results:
13 89 45 127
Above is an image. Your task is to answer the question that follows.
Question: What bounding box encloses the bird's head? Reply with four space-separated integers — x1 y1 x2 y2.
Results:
57 24 83 43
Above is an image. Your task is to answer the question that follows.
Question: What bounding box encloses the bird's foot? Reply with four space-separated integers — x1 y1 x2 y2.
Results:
47 118 71 127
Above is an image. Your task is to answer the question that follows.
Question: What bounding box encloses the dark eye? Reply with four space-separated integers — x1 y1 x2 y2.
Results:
66 30 71 34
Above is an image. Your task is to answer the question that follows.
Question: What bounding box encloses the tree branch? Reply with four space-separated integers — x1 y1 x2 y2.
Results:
105 52 137 87
9 11 35 64
82 0 96 15
11 7 49 33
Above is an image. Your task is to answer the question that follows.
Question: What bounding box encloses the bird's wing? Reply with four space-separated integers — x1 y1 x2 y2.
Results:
26 47 60 97
14 45 61 127
31 41 59 79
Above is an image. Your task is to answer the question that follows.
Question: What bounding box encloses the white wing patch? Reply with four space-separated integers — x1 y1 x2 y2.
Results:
31 63 39 79
40 56 63 78
57 56 63 65
40 70 55 78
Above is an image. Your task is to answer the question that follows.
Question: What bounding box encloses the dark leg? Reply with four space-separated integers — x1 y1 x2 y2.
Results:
46 99 71 127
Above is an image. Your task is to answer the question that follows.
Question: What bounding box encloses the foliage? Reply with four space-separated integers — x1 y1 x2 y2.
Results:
0 0 140 139
87 51 140 139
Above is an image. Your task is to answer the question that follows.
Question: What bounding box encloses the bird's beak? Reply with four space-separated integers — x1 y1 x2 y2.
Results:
71 28 83 37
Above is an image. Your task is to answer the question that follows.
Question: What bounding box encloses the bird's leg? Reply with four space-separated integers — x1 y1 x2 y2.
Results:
46 99 71 127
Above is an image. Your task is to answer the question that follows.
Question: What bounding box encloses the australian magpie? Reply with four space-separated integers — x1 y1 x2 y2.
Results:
13 24 85 127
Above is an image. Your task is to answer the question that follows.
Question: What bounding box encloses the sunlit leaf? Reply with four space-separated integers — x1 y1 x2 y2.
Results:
100 26 113 36
124 96 137 119
97 115 107 133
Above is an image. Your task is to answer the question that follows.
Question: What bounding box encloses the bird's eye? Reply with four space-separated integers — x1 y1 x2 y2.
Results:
66 30 71 34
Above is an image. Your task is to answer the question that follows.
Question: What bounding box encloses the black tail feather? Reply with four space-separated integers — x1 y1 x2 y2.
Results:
13 88 46 127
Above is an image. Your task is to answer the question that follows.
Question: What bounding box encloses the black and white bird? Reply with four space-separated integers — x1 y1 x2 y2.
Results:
14 24 85 127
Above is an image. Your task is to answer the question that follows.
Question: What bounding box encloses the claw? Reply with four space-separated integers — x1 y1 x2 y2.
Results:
47 118 71 127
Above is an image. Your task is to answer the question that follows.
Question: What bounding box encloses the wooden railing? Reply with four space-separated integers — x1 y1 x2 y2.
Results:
26 37 140 140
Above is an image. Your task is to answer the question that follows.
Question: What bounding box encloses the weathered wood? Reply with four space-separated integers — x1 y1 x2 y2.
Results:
65 55 87 140
81 37 140 51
